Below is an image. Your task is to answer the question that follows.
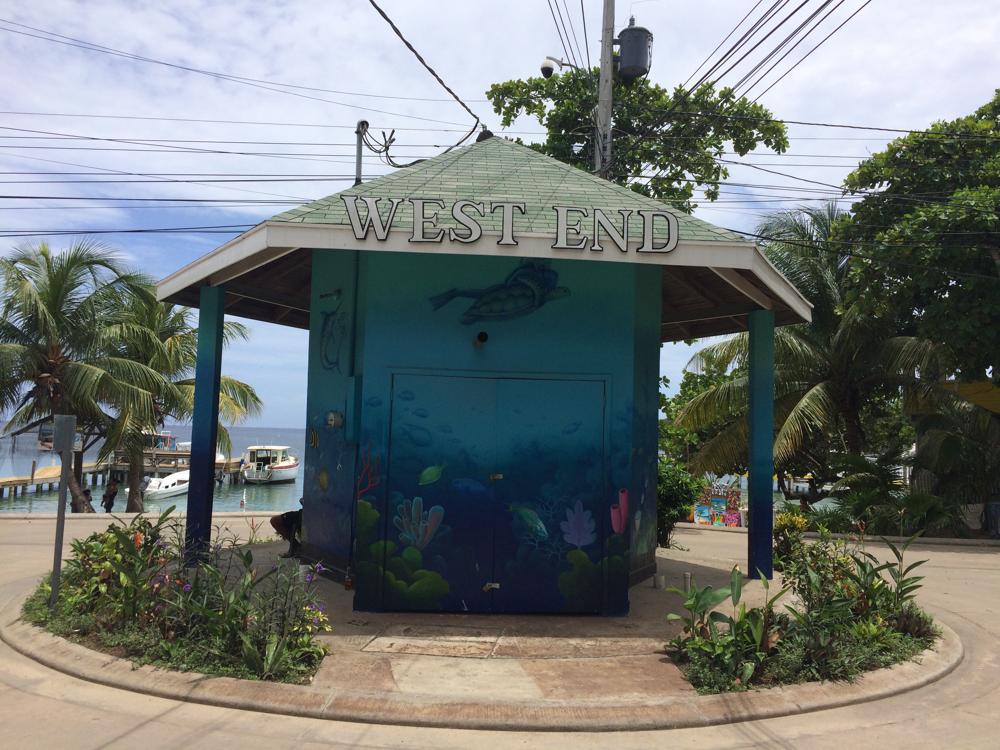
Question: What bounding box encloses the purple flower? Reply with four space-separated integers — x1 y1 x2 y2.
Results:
182 583 192 593
314 562 325 573
305 573 315 584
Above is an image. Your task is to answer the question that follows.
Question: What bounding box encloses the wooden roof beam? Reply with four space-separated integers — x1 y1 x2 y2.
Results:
710 267 773 310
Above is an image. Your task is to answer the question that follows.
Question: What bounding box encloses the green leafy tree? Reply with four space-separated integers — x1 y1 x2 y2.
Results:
487 74 787 208
0 242 168 512
840 90 1000 381
110 298 262 511
659 350 739 465
675 203 906 483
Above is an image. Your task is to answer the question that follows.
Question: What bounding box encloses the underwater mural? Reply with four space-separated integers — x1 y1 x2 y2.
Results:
314 251 661 615
429 260 569 324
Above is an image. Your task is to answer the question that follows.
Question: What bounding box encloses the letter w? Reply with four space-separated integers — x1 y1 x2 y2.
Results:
342 196 402 240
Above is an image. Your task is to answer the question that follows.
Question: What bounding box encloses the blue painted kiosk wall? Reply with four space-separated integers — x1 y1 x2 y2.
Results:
302 248 660 615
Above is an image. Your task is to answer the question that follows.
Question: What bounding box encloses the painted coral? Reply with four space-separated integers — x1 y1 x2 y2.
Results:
392 496 445 551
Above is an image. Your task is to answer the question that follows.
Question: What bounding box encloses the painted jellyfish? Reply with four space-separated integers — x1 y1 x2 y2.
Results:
393 496 445 551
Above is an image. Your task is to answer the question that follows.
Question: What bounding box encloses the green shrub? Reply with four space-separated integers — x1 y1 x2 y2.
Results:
22 509 329 683
657 460 700 548
667 532 938 693
773 510 807 566
807 503 855 534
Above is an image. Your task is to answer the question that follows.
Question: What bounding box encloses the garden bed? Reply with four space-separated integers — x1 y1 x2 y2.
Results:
21 509 329 684
666 524 939 694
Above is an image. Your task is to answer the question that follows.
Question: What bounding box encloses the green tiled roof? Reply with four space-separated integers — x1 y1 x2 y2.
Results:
270 137 747 244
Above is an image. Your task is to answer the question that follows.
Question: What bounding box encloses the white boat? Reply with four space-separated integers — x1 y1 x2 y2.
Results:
241 445 299 484
143 470 190 501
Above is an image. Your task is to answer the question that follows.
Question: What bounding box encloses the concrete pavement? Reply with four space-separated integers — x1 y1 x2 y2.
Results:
0 517 997 748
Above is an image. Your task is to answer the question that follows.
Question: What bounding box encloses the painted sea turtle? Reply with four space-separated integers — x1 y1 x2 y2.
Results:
428 261 570 324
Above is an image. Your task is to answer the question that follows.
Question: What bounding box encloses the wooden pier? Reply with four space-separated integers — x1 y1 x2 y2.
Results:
110 450 243 483
1 450 243 499
0 461 108 499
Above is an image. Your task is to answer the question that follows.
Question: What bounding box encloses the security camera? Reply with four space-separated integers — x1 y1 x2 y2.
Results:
540 57 560 78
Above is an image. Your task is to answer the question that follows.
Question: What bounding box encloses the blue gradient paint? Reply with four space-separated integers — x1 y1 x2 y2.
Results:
303 250 660 614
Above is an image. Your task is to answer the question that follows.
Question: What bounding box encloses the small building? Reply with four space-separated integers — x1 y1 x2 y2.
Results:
158 137 811 615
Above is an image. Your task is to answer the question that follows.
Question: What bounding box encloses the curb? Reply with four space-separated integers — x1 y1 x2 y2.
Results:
0 511 276 521
0 589 964 732
675 523 1000 548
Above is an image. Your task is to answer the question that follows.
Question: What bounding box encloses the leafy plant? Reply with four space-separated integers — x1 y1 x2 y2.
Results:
656 460 700 547
24 509 329 683
773 510 807 564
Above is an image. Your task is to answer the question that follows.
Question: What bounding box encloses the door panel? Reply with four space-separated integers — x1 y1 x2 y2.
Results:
492 378 606 613
386 374 496 612
384 374 606 613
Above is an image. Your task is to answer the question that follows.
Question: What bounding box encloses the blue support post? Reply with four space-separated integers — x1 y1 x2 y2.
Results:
747 309 775 579
185 285 225 561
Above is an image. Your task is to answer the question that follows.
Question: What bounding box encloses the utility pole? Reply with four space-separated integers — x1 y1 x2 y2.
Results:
594 0 615 175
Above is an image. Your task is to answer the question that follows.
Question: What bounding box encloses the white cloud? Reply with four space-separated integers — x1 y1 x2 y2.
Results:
3 0 997 426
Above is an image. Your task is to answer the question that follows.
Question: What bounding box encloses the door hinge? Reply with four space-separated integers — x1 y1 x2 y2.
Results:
482 582 501 592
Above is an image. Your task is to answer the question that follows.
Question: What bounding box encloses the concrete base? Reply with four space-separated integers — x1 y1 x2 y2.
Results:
0 540 964 732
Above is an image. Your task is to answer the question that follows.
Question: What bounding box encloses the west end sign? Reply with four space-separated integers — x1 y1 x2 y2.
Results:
342 196 679 254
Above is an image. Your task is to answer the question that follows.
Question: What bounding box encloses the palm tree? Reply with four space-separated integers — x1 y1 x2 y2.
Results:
109 297 262 511
0 241 168 512
675 202 897 477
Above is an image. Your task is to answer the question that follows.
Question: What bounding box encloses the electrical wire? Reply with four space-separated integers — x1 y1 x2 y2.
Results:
365 0 481 168
754 0 873 101
580 0 592 69
730 0 840 95
0 20 470 128
546 0 576 68
559 0 586 68
721 226 1000 282
689 0 787 91
683 0 765 89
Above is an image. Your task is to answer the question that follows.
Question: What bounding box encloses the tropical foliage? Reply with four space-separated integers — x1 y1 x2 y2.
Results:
112 296 261 511
668 533 937 694
0 241 261 511
487 74 787 207
22 508 328 682
0 242 171 510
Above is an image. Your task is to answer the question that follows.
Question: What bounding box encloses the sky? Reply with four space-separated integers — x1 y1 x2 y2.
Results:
1 1 998 427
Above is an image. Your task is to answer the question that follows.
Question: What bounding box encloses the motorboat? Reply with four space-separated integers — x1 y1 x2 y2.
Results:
241 445 298 484
143 470 190 501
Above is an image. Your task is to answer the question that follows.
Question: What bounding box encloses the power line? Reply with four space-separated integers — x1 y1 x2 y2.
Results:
0 20 471 128
559 0 586 68
4 109 995 142
754 0 873 101
732 0 843 96
725 226 1000 282
579 0 592 69
689 0 787 91
546 0 576 67
683 0 765 89
710 0 812 86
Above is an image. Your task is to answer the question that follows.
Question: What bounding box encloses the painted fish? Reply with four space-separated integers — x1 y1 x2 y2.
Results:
509 503 548 540
401 423 433 447
413 408 429 418
418 464 445 486
451 477 489 497
397 390 416 401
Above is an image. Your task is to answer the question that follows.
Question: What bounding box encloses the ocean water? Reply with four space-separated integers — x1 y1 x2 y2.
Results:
0 425 305 514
